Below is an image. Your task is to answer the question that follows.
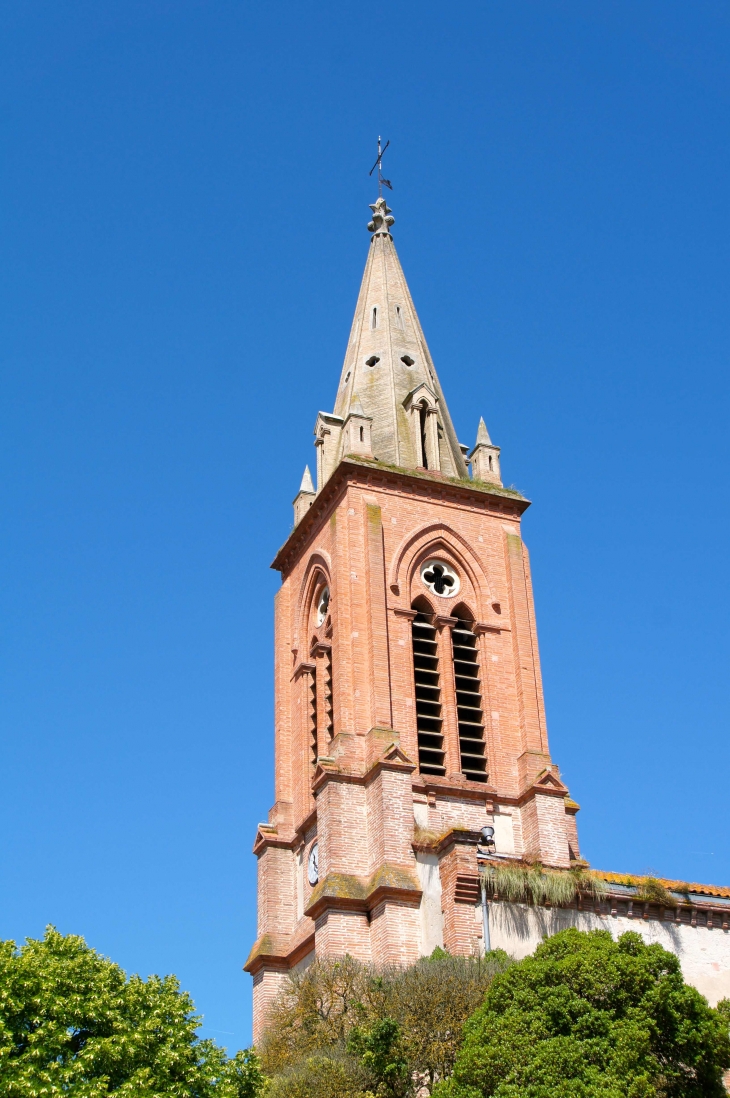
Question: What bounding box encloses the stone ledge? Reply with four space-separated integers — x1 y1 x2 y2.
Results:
243 928 316 975
304 864 422 920
272 458 530 577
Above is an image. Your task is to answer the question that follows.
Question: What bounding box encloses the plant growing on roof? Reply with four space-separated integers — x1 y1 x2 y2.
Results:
634 876 679 907
480 863 607 907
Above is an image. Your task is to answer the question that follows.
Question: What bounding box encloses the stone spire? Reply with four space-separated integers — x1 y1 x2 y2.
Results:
292 465 316 524
475 416 492 445
468 417 502 486
299 465 315 493
313 198 469 489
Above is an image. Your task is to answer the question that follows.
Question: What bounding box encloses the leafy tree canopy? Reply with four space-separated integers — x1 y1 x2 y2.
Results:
0 926 262 1097
435 928 730 1098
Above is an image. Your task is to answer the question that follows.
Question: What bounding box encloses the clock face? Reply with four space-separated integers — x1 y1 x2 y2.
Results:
307 842 319 886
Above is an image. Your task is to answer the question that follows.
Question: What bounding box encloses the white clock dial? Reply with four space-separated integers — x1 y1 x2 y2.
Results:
307 842 319 886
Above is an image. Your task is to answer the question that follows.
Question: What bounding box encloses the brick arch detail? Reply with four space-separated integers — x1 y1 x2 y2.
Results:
293 551 332 654
450 600 476 623
389 523 493 615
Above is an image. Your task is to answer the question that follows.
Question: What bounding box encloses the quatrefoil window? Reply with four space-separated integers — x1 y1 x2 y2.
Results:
316 585 330 626
420 559 460 598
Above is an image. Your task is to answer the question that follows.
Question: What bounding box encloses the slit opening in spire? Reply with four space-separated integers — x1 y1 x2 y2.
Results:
419 402 429 469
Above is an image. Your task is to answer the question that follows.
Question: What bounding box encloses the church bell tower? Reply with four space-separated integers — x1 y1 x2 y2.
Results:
245 196 581 1039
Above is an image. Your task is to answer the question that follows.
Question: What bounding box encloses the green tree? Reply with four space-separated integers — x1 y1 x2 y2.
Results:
435 928 730 1098
348 1018 409 1098
0 926 262 1097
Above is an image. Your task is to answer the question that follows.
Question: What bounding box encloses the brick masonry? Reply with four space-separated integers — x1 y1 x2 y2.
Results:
245 460 580 1040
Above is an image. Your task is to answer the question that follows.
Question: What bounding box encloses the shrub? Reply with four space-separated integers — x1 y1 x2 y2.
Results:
434 928 730 1098
259 949 511 1095
634 876 679 907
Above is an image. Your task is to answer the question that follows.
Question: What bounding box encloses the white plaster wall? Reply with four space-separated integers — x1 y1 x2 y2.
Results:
415 852 444 954
491 808 515 855
486 900 730 1007
292 949 315 974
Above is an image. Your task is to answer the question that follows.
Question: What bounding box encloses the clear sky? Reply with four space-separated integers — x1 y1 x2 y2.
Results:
2 0 729 1051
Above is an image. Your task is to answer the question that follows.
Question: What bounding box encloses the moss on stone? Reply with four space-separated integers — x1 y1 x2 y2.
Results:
344 456 526 501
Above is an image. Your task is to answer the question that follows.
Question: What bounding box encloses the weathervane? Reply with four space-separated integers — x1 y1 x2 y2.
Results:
369 136 392 196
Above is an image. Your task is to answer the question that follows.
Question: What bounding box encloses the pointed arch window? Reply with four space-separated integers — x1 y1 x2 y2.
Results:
418 402 429 469
451 608 487 782
371 306 378 330
411 600 445 775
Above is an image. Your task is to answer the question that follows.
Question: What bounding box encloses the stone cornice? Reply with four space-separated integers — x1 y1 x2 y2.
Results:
304 864 422 921
514 769 570 805
412 825 482 856
271 458 530 577
244 929 316 975
411 773 498 803
291 660 315 682
311 745 416 794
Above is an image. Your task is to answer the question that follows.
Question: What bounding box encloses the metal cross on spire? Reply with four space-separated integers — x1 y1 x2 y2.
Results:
369 136 392 196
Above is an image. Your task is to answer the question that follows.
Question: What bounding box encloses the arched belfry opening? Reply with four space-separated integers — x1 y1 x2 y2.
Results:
410 597 445 776
450 604 487 782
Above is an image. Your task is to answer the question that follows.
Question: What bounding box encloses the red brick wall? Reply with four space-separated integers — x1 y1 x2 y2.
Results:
249 466 579 1037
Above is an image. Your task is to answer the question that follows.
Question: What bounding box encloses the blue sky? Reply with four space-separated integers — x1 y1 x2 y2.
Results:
1 0 729 1050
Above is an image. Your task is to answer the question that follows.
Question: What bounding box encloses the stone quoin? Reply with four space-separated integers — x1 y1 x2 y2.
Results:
244 195 730 1041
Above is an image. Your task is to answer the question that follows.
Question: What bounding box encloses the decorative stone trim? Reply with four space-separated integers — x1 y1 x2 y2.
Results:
412 775 498 803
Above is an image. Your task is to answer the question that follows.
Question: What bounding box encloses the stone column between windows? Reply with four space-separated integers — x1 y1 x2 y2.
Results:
293 661 316 817
434 615 460 778
391 607 419 764
474 623 498 787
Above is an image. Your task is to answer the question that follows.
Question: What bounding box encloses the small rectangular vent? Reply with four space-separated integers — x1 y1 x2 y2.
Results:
454 874 481 904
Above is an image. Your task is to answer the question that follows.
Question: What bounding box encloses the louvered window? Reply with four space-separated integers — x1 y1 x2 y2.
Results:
323 648 334 742
411 607 445 775
451 613 487 782
308 669 318 769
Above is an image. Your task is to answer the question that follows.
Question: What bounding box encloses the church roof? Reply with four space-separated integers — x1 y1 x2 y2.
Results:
330 197 468 478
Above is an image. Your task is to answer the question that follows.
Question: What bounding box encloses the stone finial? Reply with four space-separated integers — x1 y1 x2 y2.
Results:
469 417 502 486
299 465 315 494
476 416 492 445
293 465 316 525
367 197 395 236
